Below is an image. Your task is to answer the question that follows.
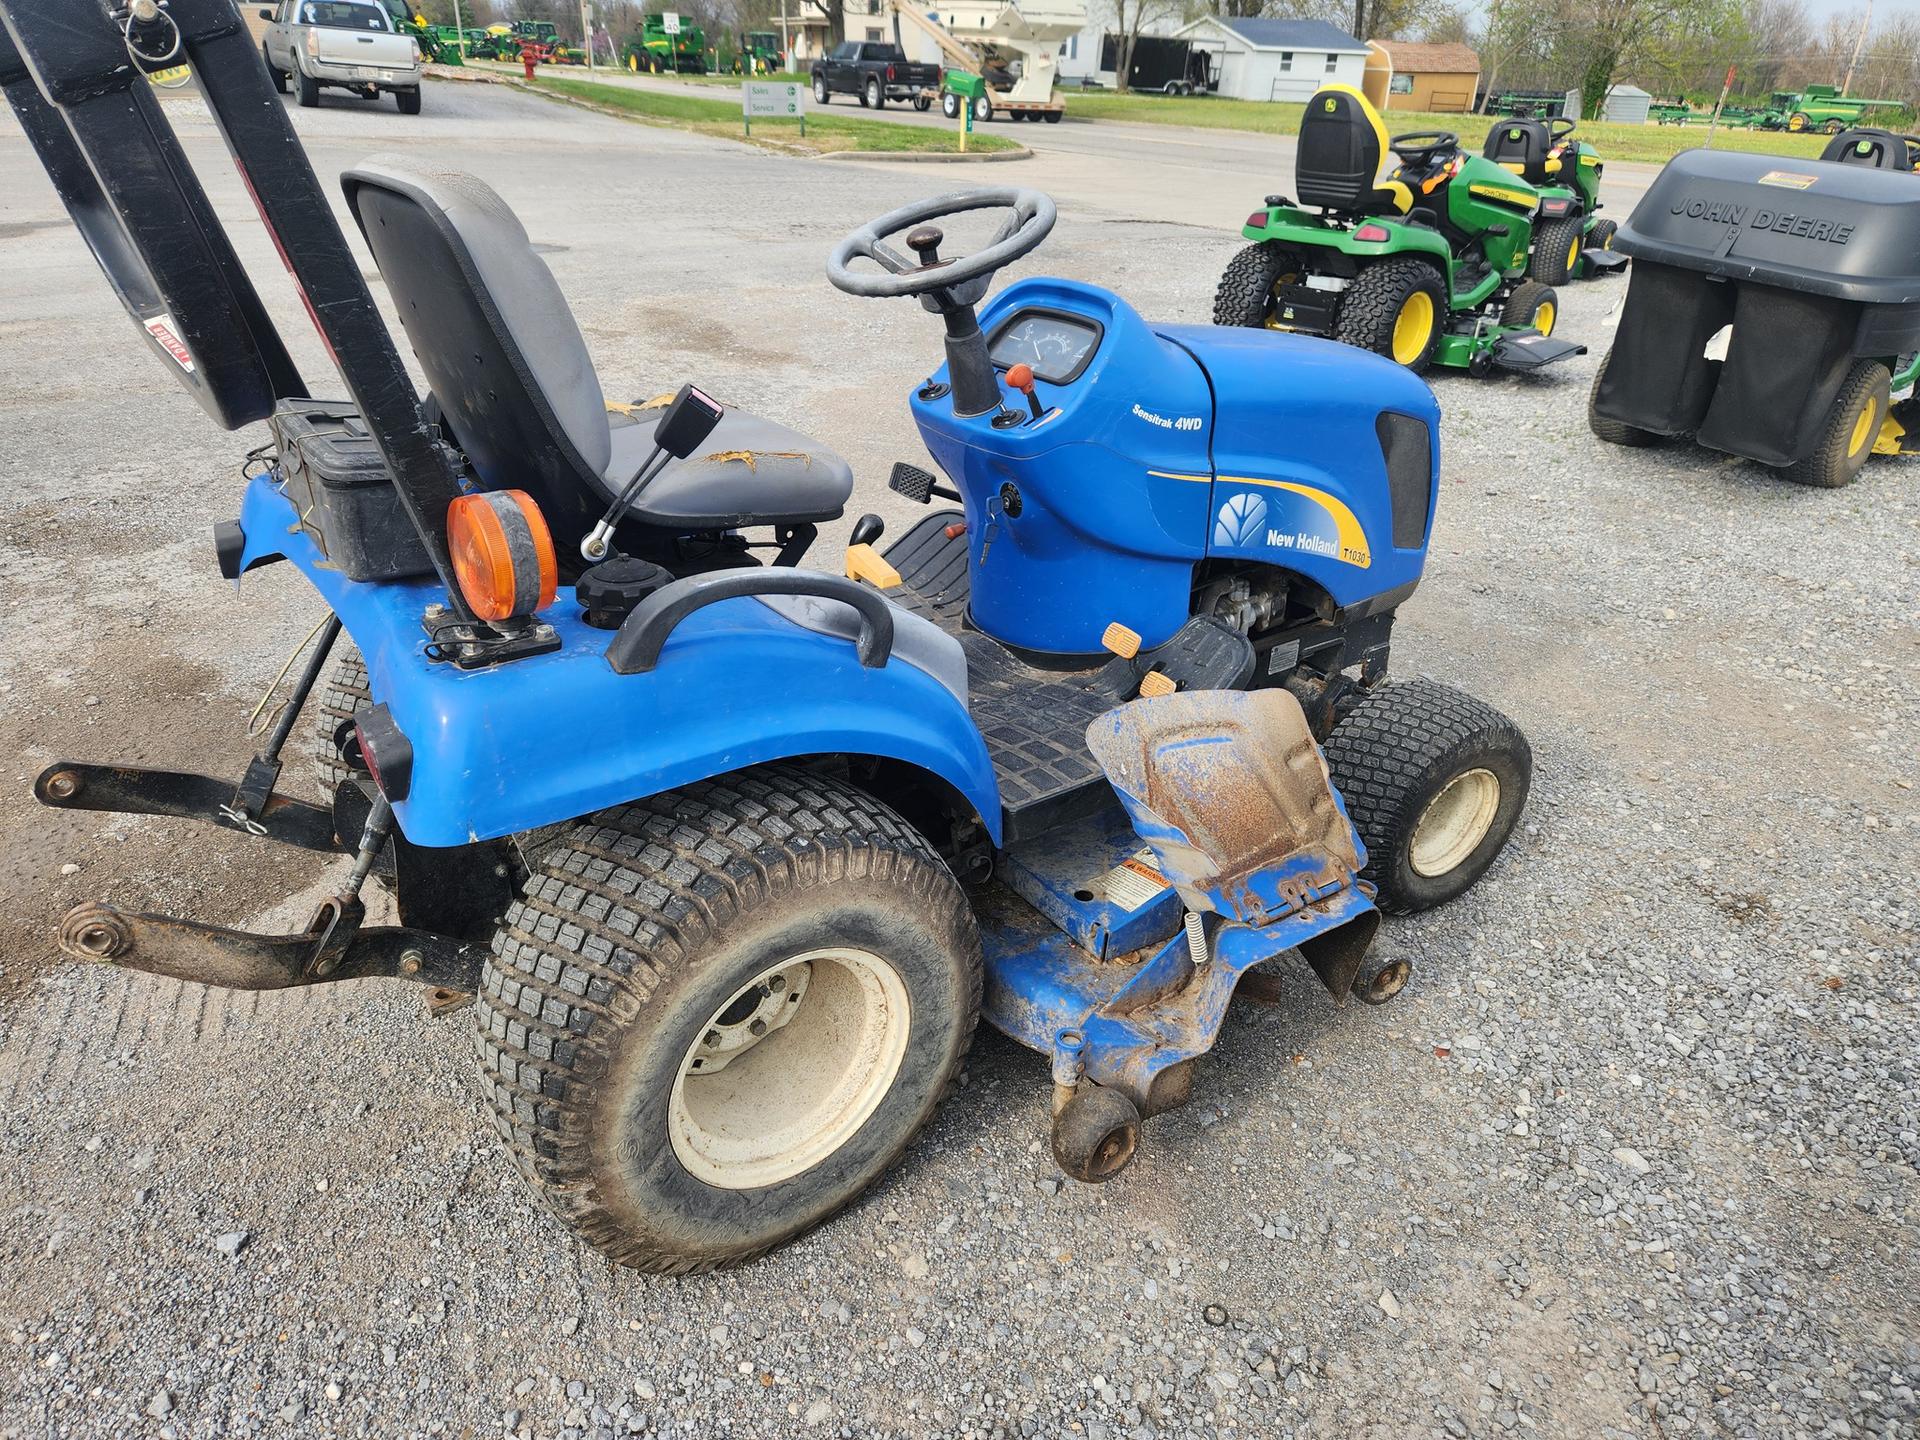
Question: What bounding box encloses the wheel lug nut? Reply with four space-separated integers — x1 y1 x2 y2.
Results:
704 1030 721 1048
748 1019 767 1037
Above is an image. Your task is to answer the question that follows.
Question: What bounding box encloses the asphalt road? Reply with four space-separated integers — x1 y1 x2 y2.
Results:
0 75 1914 1440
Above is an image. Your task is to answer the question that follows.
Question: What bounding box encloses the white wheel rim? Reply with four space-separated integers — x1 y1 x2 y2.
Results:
1408 768 1501 877
667 948 911 1190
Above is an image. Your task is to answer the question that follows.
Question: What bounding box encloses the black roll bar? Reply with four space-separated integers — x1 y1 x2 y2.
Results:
0 0 473 620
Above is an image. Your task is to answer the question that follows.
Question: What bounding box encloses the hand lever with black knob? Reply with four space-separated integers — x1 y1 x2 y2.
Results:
850 513 884 547
1005 363 1044 421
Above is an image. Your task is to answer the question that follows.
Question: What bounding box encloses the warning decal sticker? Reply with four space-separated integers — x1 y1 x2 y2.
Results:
144 314 195 374
1103 849 1171 911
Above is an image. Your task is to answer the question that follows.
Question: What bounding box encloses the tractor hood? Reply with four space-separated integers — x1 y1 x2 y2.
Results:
1615 148 1920 303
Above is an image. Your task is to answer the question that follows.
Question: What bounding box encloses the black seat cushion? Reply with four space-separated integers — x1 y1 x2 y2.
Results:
607 402 852 529
1295 85 1412 216
340 157 850 549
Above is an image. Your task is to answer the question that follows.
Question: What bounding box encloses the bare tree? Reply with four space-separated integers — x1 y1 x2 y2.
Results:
1109 0 1182 92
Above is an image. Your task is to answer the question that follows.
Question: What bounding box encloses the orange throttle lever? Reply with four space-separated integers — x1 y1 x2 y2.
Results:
1005 363 1044 421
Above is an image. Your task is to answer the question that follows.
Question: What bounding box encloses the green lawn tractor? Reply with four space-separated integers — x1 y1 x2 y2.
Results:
715 30 783 75
1215 84 1585 378
623 14 708 74
1481 113 1627 284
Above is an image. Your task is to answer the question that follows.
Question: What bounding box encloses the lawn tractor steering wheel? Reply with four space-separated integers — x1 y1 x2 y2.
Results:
829 188 1058 419
1549 116 1578 140
1390 130 1459 169
827 188 1056 304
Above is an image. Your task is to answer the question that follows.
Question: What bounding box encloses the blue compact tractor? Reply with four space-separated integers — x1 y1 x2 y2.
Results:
7 0 1530 1270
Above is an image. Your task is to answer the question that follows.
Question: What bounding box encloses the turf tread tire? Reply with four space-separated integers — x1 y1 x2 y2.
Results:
1334 259 1445 373
1529 217 1583 284
1323 680 1531 915
474 765 982 1273
311 642 370 800
1500 279 1557 332
1782 360 1889 489
1212 242 1289 329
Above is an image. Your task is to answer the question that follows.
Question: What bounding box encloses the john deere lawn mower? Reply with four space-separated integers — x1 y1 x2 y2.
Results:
1481 113 1627 284
1590 144 1920 487
1216 84 1585 377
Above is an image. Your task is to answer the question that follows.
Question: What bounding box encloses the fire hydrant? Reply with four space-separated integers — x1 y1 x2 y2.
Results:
521 48 536 81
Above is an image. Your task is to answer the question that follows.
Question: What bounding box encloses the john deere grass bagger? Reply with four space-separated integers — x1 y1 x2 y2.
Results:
1216 85 1585 377
1589 146 1920 487
1481 114 1627 284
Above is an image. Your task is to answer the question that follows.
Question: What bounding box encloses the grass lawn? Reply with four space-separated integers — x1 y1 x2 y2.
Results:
529 75 1017 154
1059 89 1850 166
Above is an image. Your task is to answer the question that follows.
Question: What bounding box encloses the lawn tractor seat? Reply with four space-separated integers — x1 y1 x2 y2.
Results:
340 157 853 558
1819 128 1917 172
1295 85 1413 217
1482 118 1559 184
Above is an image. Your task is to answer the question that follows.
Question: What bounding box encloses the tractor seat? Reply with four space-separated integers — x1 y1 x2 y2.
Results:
1819 127 1916 172
1295 84 1413 217
1482 119 1559 185
340 157 852 549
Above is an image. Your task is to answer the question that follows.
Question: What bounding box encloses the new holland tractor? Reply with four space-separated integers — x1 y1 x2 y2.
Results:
6 0 1535 1272
1216 85 1585 377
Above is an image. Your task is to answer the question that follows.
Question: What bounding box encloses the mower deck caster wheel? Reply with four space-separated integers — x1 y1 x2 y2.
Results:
1051 1085 1140 1183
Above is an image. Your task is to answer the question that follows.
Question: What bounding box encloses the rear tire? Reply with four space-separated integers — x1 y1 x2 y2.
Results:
1335 258 1446 373
1043 109 1061 123
1500 279 1558 335
296 67 320 107
866 76 883 108
395 86 422 114
311 642 370 800
1322 680 1531 914
913 94 930 112
1529 216 1582 284
1782 359 1890 488
972 93 992 123
264 44 288 93
1587 347 1666 447
475 766 982 1272
1212 241 1295 329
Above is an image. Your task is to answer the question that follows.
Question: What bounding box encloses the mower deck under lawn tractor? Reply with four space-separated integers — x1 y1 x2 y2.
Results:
1216 84 1586 377
5 0 1532 1273
1590 145 1920 488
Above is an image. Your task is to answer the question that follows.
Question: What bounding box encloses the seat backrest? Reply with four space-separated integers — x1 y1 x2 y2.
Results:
1295 85 1390 212
340 158 613 546
1483 118 1551 183
1821 128 1911 171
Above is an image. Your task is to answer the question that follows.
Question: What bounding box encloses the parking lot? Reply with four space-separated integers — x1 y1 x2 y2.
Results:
1 75 1915 1440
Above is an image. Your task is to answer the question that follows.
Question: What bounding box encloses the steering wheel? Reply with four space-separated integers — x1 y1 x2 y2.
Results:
827 188 1056 301
1389 130 1458 168
1549 116 1578 140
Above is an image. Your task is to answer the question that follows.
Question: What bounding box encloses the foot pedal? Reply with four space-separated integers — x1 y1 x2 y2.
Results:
889 462 939 504
1101 622 1142 660
1583 249 1629 274
1094 616 1254 700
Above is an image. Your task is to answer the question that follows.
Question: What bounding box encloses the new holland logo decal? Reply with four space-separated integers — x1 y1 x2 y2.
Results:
1209 483 1371 568
1213 492 1267 548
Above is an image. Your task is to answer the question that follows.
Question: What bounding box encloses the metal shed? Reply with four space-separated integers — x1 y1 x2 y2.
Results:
1603 83 1652 125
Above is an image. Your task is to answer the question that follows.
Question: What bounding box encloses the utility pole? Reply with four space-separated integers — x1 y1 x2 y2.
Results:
1841 0 1871 94
581 0 594 68
452 0 464 57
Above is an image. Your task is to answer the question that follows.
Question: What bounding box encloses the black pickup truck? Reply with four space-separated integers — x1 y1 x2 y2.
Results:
810 41 940 110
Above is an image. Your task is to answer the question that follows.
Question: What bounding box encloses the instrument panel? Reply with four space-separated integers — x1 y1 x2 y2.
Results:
988 308 1103 385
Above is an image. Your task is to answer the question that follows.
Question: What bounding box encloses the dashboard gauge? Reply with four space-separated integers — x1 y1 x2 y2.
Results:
988 309 1102 384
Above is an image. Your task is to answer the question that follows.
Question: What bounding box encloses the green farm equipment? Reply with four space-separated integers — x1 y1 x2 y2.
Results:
738 29 783 74
382 1 462 64
1216 85 1586 376
1755 86 1903 135
1482 113 1625 284
623 13 707 74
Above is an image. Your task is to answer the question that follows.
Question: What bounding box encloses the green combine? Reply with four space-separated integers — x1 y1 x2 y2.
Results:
1755 85 1903 135
623 13 707 74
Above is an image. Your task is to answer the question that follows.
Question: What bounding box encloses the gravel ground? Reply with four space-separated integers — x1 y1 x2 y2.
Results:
1 79 1915 1440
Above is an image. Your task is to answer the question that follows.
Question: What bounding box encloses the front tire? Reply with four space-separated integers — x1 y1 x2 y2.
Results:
1500 279 1558 335
1322 680 1531 914
814 73 829 105
475 766 982 1272
941 90 959 119
1529 216 1582 284
1335 258 1446 373
1783 359 1889 488
264 44 289 93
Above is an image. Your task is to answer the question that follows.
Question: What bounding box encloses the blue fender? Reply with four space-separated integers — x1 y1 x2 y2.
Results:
236 477 1002 847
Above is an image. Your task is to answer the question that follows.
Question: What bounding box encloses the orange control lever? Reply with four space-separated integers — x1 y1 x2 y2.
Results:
1004 363 1044 421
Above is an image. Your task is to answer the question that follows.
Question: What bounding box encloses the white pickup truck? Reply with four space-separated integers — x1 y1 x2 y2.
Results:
260 0 423 114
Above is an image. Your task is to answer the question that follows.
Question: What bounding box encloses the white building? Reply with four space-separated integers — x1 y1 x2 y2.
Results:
1169 16 1367 103
1601 82 1652 125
